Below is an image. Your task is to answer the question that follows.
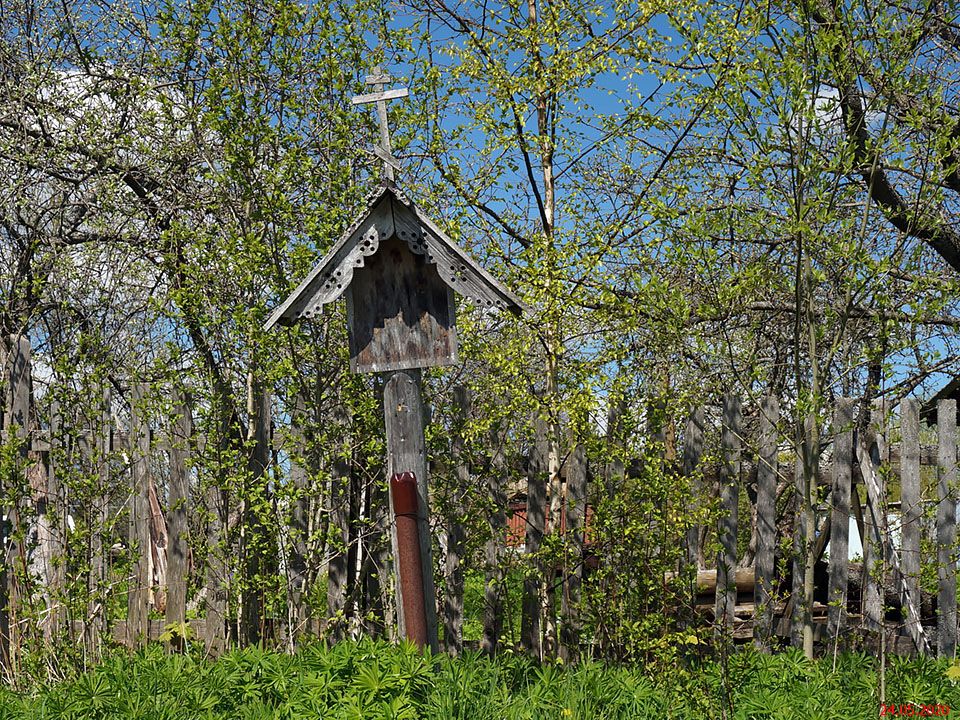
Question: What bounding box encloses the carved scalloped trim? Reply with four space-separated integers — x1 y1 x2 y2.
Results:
300 224 382 320
421 231 509 312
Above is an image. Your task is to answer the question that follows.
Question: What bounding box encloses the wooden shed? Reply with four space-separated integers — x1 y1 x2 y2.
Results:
266 181 523 373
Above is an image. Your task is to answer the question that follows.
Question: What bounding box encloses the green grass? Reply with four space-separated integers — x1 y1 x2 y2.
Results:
1 641 958 719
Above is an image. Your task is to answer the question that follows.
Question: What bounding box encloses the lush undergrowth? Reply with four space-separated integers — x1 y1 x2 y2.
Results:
0 640 957 719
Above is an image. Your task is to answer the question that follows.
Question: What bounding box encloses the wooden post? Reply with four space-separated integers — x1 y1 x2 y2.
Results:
165 390 191 649
862 405 885 632
362 466 390 638
683 406 706 570
715 393 741 633
286 394 311 645
327 404 351 641
857 402 929 654
126 384 151 646
827 398 854 644
442 386 470 656
204 403 230 655
383 370 438 653
522 405 548 659
938 399 957 658
241 378 270 646
42 399 66 641
84 387 111 656
754 395 778 649
1 335 30 670
560 436 586 662
790 447 805 647
901 398 922 644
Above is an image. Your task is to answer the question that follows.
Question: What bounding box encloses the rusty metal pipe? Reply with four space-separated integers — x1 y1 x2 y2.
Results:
390 472 428 648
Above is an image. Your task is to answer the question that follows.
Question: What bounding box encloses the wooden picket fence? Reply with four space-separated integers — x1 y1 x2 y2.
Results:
683 393 957 657
4 331 960 665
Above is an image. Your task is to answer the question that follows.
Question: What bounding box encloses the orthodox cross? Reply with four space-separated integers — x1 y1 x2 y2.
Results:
351 66 409 182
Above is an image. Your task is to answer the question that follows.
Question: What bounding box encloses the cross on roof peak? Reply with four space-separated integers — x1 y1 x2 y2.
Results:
351 66 409 182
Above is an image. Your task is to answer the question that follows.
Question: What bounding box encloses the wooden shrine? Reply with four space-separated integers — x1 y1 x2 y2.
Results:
266 67 523 651
264 181 522 370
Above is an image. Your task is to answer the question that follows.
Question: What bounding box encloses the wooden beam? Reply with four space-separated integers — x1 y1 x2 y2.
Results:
350 88 410 105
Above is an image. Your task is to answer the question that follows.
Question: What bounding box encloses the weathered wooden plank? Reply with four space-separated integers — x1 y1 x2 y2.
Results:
384 370 438 652
127 383 151 646
443 386 470 656
827 399 854 643
857 402 929 654
862 404 884 632
715 393 741 633
938 399 957 658
165 390 191 647
901 398 922 643
351 87 410 105
560 436 587 662
346 227 457 373
682 406 706 570
754 395 778 649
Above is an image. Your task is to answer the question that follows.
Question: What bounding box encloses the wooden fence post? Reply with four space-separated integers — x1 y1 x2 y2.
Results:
862 404 885 632
165 390 191 649
286 394 311 645
715 393 741 633
827 398 854 645
127 383 151 646
1 335 31 671
754 395 778 649
442 386 470 656
560 436 587 662
481 418 507 657
42 399 66 641
901 398 922 645
683 406 706 571
241 378 271 646
84 386 112 656
521 404 548 659
938 399 957 658
204 477 228 654
326 403 351 641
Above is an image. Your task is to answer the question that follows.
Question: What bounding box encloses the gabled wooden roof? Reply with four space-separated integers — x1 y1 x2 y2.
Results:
265 183 525 329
